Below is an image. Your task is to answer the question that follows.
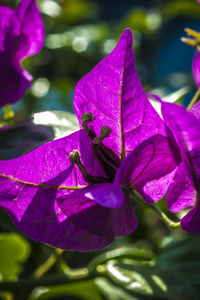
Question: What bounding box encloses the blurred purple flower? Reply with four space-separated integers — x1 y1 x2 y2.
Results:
161 101 200 233
192 51 200 87
0 29 179 251
0 0 44 108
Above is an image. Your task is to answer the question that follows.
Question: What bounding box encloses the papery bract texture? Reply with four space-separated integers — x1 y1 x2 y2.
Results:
0 29 180 250
192 51 200 87
74 28 178 202
0 0 44 107
115 134 179 203
161 102 200 233
0 129 137 251
181 205 200 233
74 29 166 159
190 99 200 119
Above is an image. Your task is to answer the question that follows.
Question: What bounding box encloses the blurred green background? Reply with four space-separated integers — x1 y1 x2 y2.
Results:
10 0 200 116
1 0 200 299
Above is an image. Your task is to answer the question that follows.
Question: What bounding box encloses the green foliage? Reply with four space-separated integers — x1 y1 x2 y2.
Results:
32 110 79 139
0 233 30 281
95 277 138 300
0 110 79 159
120 8 162 35
29 280 103 300
163 0 200 19
103 236 200 300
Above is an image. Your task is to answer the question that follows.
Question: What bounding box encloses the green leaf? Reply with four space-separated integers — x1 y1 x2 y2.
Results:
29 280 103 300
163 86 189 103
0 233 30 281
95 277 138 300
0 110 79 160
149 86 189 118
0 119 54 159
158 236 200 285
32 110 79 139
104 236 200 299
106 259 153 296
105 258 200 299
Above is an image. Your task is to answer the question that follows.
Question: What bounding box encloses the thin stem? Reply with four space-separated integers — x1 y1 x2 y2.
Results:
33 254 57 279
0 246 155 293
33 249 65 279
58 258 89 279
130 190 181 229
0 274 97 292
187 88 200 110
87 247 154 275
58 247 152 280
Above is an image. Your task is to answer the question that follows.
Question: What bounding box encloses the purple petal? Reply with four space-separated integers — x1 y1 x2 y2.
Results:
0 130 110 250
0 6 17 53
166 162 196 213
13 0 44 63
192 51 200 87
115 134 180 203
161 102 200 214
59 183 125 209
162 103 200 187
74 29 166 159
110 196 138 236
0 0 44 62
58 193 113 238
0 52 30 107
190 100 200 120
181 205 200 234
58 189 137 244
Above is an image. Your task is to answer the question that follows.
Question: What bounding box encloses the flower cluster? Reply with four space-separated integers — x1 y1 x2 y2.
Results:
0 1 200 251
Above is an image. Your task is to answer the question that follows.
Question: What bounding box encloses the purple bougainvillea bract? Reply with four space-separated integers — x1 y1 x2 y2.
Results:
192 51 200 87
161 101 200 233
0 29 179 251
0 0 44 107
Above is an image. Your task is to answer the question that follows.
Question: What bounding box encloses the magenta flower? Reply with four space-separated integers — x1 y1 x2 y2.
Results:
0 29 179 251
192 51 200 87
161 101 200 233
0 0 44 108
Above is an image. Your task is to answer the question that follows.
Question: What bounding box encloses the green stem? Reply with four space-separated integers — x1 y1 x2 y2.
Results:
130 190 181 229
187 88 200 110
0 246 155 293
58 258 89 279
87 247 154 274
0 274 97 292
33 249 64 279
33 254 57 279
58 246 153 280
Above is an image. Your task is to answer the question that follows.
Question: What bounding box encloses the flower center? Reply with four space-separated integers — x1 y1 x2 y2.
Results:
69 112 121 184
